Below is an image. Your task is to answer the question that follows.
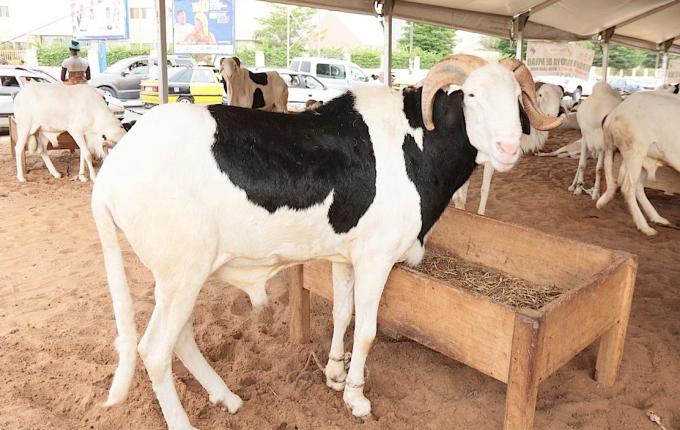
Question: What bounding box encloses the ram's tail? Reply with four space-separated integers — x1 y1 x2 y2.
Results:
91 193 138 406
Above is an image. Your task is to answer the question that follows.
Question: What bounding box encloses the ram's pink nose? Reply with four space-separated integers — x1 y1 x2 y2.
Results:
496 141 519 156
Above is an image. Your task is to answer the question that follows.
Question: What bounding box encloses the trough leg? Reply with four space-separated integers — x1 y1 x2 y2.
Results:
289 264 311 344
504 313 544 430
595 262 637 387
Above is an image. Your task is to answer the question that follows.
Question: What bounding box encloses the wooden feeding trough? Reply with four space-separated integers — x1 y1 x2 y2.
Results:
289 208 637 430
8 115 79 174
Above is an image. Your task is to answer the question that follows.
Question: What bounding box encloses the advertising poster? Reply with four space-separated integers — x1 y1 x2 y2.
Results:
525 41 595 81
173 0 235 54
70 0 129 40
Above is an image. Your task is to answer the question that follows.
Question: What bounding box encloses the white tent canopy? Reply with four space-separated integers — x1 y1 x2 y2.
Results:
269 0 680 54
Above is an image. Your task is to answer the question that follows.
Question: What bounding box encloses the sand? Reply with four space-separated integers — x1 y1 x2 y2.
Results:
1 129 679 430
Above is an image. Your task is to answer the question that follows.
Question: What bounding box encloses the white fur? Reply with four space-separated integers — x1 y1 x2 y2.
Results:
92 64 527 429
13 82 125 182
596 91 680 235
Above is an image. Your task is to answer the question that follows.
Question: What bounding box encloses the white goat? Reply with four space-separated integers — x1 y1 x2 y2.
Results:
568 82 622 200
13 82 126 182
454 82 564 215
596 91 680 235
91 55 560 429
220 57 288 112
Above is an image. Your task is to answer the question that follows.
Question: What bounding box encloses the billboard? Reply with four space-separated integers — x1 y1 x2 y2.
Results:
70 0 129 40
667 59 680 83
525 42 594 81
173 0 235 55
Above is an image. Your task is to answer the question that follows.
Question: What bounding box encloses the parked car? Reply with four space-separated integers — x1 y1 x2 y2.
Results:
288 57 370 90
140 66 224 107
89 55 196 100
608 78 642 95
275 70 344 110
1 65 123 132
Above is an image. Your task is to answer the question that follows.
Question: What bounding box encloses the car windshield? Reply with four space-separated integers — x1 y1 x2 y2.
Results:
19 76 50 84
106 58 136 74
168 67 193 83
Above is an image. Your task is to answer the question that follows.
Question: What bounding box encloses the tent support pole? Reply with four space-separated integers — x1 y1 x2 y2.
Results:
513 12 530 61
599 27 615 83
157 0 168 104
379 0 394 86
659 38 675 83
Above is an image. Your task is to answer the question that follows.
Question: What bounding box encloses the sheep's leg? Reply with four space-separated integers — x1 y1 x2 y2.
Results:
38 144 62 179
14 127 30 182
451 178 469 210
620 158 656 235
69 132 96 182
569 137 588 194
325 262 354 391
585 151 604 200
596 148 618 209
138 276 206 430
174 320 242 413
477 162 494 215
635 170 670 226
343 259 391 418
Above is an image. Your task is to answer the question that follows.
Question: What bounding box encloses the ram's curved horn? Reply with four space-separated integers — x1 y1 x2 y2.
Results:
421 54 487 131
500 58 564 131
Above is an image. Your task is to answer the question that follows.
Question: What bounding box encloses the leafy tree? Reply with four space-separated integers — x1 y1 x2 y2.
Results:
585 43 646 69
484 37 525 59
398 22 455 56
253 5 314 67
37 44 88 66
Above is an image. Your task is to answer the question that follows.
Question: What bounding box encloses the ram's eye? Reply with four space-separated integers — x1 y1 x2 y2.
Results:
467 93 475 98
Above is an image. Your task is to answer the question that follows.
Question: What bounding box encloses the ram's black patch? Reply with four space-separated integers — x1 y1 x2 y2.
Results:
401 88 478 243
674 84 679 94
519 102 531 135
252 88 265 109
208 92 376 234
249 71 268 86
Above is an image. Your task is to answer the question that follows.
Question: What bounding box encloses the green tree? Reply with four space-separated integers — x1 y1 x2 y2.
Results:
253 5 314 67
398 22 455 56
586 43 647 69
484 37 526 59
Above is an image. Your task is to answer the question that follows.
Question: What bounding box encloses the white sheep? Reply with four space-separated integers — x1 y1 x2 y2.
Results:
568 82 622 200
220 57 288 112
596 91 680 235
12 82 126 182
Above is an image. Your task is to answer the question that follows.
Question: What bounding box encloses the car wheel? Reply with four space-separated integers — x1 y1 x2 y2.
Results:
143 103 154 109
177 96 194 104
98 86 116 99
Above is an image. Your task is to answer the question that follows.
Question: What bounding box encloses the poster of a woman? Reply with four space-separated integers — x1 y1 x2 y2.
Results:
184 12 217 45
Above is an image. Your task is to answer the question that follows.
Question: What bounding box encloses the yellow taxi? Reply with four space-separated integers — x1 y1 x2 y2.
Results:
140 66 225 106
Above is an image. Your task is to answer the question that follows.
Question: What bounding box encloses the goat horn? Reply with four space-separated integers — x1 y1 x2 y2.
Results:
421 54 487 131
499 58 564 131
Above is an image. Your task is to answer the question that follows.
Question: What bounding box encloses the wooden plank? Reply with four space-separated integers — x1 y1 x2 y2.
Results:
289 265 311 344
595 259 637 386
504 312 544 430
613 152 680 195
537 256 635 381
304 261 516 383
430 208 615 288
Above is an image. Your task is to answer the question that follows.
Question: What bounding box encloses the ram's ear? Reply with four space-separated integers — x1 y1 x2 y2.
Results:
233 57 241 67
519 101 531 135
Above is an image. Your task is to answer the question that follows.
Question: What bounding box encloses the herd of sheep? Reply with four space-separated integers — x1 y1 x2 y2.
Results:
7 53 679 430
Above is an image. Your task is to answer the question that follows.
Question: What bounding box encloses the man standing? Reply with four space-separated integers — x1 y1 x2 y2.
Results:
61 39 90 85
174 9 194 44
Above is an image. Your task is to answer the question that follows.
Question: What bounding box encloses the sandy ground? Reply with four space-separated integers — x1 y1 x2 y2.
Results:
1 130 679 430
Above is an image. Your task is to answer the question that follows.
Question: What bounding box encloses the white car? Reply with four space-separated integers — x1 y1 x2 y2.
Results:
276 70 345 110
289 57 371 90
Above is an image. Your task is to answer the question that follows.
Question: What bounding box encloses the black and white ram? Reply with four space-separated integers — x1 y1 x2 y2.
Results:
220 57 288 112
13 82 126 182
91 55 560 430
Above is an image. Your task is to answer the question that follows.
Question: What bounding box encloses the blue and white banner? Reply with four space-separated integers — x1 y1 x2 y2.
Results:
173 0 235 54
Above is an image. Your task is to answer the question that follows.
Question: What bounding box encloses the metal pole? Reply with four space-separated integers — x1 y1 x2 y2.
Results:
382 0 393 86
513 12 529 61
661 51 669 81
286 6 291 67
602 42 609 82
157 0 168 104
